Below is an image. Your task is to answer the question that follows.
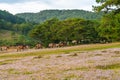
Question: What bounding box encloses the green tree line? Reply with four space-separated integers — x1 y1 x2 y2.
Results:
29 18 102 47
16 9 103 23
93 0 120 42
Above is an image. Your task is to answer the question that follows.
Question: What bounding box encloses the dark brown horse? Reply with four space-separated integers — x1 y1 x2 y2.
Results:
16 45 28 51
59 42 67 47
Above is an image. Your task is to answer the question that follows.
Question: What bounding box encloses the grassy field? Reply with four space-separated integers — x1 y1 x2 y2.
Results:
0 42 120 80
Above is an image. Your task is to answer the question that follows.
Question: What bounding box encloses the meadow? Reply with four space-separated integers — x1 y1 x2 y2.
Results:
0 42 120 80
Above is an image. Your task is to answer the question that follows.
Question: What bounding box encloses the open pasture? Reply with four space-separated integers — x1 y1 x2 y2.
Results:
0 43 120 80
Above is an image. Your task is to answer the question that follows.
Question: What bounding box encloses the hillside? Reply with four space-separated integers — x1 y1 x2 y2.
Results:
0 10 34 46
0 10 25 23
0 29 20 40
0 10 26 34
16 9 103 23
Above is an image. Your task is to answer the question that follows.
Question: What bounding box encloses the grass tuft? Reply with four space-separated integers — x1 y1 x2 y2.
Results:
96 63 120 70
0 59 18 65
33 55 43 59
95 54 102 56
68 53 78 56
114 51 120 54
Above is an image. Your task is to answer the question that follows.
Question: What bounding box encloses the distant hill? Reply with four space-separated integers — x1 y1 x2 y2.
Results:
0 10 25 23
0 10 29 41
16 9 103 23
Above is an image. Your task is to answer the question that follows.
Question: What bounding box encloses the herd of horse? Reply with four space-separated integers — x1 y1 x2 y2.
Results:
0 45 29 52
33 41 69 49
0 40 78 52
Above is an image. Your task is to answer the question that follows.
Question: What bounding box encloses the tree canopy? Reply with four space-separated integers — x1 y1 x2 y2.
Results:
94 0 120 42
16 9 103 23
0 10 25 23
29 18 100 46
94 0 120 13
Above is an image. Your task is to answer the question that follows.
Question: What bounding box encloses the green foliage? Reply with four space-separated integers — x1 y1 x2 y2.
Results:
29 18 60 46
97 13 120 41
0 10 36 46
29 18 100 46
94 0 120 42
0 10 25 23
1 8 120 46
0 9 103 46
16 9 103 23
93 0 120 13
0 10 34 36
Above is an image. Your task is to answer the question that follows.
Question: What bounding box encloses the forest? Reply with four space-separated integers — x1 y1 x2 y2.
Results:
16 9 103 23
0 0 120 47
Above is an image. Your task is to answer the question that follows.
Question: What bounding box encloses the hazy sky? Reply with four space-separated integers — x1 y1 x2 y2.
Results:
0 0 97 14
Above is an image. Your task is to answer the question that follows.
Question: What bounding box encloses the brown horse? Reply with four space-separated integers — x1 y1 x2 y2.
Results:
0 46 9 51
59 42 67 47
16 45 28 52
48 43 56 48
35 44 42 49
72 40 77 45
55 44 60 48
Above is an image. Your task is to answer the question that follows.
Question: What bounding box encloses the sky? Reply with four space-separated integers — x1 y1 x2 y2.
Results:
0 0 97 14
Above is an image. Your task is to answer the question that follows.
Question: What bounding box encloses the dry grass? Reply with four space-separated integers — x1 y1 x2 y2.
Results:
96 63 120 70
0 42 120 80
0 59 19 65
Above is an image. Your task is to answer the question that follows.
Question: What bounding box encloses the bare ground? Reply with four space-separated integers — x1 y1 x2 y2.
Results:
0 47 120 80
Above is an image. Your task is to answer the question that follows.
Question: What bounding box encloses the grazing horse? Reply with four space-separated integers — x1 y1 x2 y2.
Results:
7 46 17 52
35 44 42 49
48 43 56 48
16 45 28 52
59 42 67 47
55 44 60 48
0 46 9 51
72 40 77 45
